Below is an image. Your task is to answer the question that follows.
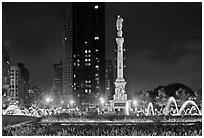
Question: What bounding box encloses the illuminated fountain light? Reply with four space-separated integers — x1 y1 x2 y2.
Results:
165 97 179 115
4 105 22 115
178 100 201 115
146 102 154 116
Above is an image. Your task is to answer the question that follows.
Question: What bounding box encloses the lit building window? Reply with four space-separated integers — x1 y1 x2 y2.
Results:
88 63 91 66
95 5 98 9
77 63 80 67
74 63 76 66
95 65 99 69
95 49 99 52
88 50 91 53
85 89 88 93
85 41 87 44
74 74 76 78
85 59 88 62
85 50 88 53
74 54 76 58
94 37 99 40
77 59 80 62
65 37 67 40
88 59 91 62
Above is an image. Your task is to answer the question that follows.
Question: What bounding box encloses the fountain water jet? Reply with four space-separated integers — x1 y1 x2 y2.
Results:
178 100 201 115
4 105 21 115
147 102 154 116
165 97 179 115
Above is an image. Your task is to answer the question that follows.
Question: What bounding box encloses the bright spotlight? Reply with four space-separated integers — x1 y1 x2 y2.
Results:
70 100 74 105
133 100 137 106
100 97 105 104
61 101 64 104
46 97 51 103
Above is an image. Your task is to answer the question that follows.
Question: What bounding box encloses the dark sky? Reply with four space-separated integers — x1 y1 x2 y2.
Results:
2 2 202 94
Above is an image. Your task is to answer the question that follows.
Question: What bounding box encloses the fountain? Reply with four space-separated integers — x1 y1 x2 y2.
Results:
178 100 201 115
147 102 154 116
4 105 22 115
165 97 179 115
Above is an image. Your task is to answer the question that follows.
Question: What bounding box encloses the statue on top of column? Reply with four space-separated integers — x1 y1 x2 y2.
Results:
116 15 124 37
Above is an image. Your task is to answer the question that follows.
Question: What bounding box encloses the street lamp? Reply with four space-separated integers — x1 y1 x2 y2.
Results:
70 100 74 108
133 100 137 106
133 100 137 112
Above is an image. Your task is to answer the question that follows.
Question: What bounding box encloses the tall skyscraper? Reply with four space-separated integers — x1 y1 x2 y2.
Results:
53 61 63 98
63 9 73 100
63 3 105 106
105 60 114 100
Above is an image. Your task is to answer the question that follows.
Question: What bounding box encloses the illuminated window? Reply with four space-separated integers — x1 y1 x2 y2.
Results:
94 37 99 40
88 63 91 66
94 5 98 9
85 89 88 93
65 37 67 40
77 59 80 62
85 59 88 62
95 65 99 69
74 74 76 78
77 63 80 67
95 49 99 52
74 55 76 58
85 50 88 53
85 41 87 44
88 50 91 53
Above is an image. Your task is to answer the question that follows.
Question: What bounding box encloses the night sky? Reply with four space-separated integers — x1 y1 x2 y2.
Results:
2 2 202 94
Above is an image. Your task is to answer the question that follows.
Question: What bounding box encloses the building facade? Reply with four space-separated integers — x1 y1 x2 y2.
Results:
63 9 73 100
63 3 105 106
2 46 10 106
105 60 114 100
53 61 63 99
9 63 29 107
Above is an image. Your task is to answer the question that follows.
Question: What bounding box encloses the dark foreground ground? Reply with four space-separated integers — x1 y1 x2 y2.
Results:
2 122 202 136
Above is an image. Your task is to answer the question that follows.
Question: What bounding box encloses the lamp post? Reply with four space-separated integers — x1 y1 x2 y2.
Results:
133 100 137 112
70 100 74 108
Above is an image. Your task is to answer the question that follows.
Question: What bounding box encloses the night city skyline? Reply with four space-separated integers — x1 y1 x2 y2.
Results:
2 2 202 94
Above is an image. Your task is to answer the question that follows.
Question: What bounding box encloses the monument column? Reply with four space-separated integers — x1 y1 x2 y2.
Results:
109 15 131 115
114 15 127 101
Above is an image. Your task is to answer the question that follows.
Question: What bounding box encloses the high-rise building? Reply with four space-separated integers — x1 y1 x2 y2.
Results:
105 60 114 100
2 46 10 106
53 61 63 98
10 63 29 107
63 9 73 100
63 3 105 106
